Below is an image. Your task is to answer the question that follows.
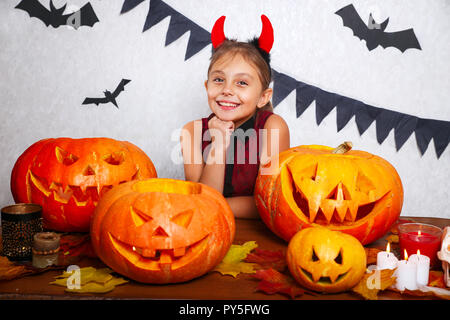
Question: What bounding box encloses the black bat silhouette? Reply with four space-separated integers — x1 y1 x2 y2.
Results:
335 4 421 52
82 79 131 108
15 0 99 29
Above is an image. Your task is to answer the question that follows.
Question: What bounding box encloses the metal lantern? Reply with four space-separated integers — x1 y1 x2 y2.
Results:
1 203 43 261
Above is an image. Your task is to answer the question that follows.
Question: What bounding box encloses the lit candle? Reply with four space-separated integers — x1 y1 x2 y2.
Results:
408 250 430 287
377 242 399 270
398 223 442 267
394 250 418 291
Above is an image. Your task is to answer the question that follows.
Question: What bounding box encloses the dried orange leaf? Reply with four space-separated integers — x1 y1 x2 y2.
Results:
364 248 382 265
386 235 399 243
253 268 307 299
213 241 258 277
428 270 446 288
352 269 396 300
0 256 33 281
244 248 286 271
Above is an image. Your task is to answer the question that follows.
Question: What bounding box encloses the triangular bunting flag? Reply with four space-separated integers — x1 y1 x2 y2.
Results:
143 0 175 32
415 118 434 155
394 115 418 151
375 109 403 144
427 119 450 158
354 104 381 135
272 70 298 107
315 90 342 125
165 11 191 46
184 23 211 60
336 97 359 132
120 0 145 14
296 81 317 118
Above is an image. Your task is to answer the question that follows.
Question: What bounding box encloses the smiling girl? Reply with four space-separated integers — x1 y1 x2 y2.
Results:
180 15 290 219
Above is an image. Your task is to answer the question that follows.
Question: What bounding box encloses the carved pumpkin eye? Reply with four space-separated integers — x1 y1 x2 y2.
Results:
312 248 319 262
131 206 152 227
334 250 343 265
103 152 125 165
171 209 194 228
55 146 79 166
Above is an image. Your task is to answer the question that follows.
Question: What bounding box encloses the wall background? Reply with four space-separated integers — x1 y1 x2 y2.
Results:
0 0 449 218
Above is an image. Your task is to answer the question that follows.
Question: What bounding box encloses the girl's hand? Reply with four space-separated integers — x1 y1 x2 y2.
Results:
208 116 235 149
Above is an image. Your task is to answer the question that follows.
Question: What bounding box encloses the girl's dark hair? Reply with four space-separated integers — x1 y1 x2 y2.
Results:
207 39 273 112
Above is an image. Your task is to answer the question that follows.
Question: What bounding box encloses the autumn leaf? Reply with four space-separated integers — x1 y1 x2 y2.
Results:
352 268 396 300
0 256 33 281
253 268 307 299
386 235 399 243
244 248 287 272
364 248 382 265
213 241 258 277
50 266 128 293
428 270 446 288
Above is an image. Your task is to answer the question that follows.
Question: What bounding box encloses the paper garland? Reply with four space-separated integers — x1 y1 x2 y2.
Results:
120 0 449 158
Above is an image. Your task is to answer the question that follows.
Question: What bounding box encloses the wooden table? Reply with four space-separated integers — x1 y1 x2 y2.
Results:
0 216 448 300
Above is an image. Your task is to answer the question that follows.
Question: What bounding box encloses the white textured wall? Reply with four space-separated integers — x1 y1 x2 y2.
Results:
0 0 449 218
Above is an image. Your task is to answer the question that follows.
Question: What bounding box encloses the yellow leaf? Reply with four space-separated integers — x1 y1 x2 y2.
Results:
213 241 259 277
50 266 128 293
65 277 128 294
352 269 396 300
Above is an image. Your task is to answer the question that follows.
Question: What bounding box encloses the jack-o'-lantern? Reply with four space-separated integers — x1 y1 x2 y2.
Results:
255 142 403 244
287 227 366 293
90 178 235 284
11 138 157 232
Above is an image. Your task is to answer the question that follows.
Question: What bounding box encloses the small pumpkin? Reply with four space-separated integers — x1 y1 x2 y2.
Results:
287 227 366 293
90 178 235 284
255 142 403 245
10 137 157 232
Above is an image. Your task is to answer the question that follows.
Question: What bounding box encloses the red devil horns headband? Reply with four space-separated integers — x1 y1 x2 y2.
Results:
211 15 274 53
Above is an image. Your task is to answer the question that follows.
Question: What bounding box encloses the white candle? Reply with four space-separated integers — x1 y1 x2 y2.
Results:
394 250 418 291
377 243 398 270
408 250 430 287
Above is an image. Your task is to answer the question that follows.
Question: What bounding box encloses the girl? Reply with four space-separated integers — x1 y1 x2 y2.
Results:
181 15 290 219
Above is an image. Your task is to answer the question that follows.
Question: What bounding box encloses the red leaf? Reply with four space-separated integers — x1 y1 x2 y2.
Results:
253 268 309 299
245 248 286 271
429 271 446 288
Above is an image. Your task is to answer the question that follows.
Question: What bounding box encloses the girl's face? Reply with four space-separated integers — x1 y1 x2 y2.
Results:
205 53 272 128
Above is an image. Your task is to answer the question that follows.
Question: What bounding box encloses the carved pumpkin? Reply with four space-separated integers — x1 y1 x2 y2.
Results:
90 178 235 284
255 142 403 245
287 227 366 293
11 137 157 232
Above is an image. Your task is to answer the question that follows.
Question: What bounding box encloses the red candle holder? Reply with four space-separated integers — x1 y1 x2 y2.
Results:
398 223 442 267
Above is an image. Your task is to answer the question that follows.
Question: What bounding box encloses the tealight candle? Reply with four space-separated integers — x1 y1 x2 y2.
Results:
408 250 430 287
377 242 399 270
394 250 418 291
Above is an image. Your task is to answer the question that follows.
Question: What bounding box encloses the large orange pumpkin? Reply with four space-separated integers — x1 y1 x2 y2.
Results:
11 137 157 232
255 142 403 245
90 178 235 284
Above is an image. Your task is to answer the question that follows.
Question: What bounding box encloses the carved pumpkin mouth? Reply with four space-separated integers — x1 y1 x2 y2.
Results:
108 233 210 271
282 164 391 225
299 267 349 284
27 170 138 206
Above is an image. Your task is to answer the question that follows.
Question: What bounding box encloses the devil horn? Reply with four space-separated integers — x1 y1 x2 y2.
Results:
211 16 227 49
258 15 274 53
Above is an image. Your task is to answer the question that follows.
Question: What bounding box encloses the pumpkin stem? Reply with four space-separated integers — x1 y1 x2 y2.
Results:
332 141 353 154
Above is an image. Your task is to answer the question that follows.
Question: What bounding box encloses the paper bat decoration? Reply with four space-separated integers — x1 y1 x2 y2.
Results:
82 79 131 108
15 0 99 29
335 4 421 52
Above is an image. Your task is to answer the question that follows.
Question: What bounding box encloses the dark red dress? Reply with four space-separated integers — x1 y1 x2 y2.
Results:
201 110 273 197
